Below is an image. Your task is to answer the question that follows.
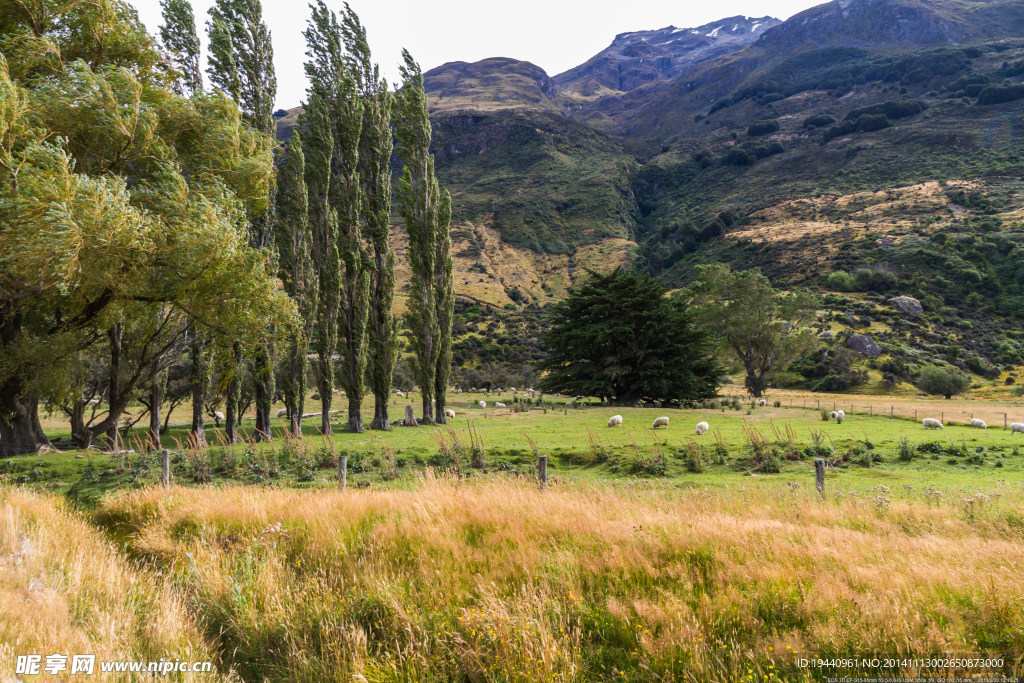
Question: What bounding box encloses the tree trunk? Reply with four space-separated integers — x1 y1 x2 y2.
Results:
403 404 417 427
435 398 447 425
346 395 363 433
420 395 435 425
224 342 242 444
0 394 41 457
253 341 274 441
106 323 123 450
149 378 162 451
190 334 207 447
371 394 391 431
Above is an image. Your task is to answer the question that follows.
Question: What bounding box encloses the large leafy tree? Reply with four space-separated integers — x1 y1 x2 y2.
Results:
915 364 971 399
395 49 453 424
538 269 719 405
687 264 817 398
0 1 291 456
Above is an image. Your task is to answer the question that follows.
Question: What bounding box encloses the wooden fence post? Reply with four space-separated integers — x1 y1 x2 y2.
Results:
161 449 170 489
1005 413 1008 429
890 406 894 419
538 455 547 487
339 455 347 491
815 458 825 495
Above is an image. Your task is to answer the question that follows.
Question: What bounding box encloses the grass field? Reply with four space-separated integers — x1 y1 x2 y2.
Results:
3 393 1024 680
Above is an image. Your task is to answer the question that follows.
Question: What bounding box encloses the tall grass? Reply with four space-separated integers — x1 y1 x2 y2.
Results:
0 489 225 681
93 475 1024 681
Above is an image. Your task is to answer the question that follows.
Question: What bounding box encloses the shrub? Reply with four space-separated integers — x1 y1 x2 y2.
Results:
723 147 754 166
897 436 916 462
915 364 971 399
977 83 1024 105
803 114 835 128
826 270 857 292
747 119 780 136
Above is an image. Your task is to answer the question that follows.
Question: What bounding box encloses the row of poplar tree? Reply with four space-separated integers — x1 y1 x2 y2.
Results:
159 0 455 441
0 0 453 456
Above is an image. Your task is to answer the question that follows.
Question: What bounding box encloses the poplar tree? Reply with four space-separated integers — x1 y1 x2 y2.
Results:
304 0 369 433
395 50 454 424
301 88 339 435
207 0 278 440
159 0 203 95
340 5 397 430
276 133 317 436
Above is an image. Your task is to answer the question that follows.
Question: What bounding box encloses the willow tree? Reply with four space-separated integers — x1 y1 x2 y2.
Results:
0 1 291 456
275 133 317 436
159 0 202 95
207 0 278 440
341 5 397 431
304 0 369 433
394 50 454 424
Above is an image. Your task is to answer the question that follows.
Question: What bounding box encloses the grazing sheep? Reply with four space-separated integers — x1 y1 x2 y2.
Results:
1011 422 1024 435
396 390 405 398
830 411 839 421
971 418 987 429
276 408 288 418
495 402 507 408
695 421 710 436
757 399 766 407
607 415 623 427
922 418 944 430
837 410 845 420
445 409 456 420
214 411 225 421
652 416 669 429
478 401 486 409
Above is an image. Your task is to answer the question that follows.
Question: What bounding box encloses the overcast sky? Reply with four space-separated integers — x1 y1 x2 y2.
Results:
132 0 824 109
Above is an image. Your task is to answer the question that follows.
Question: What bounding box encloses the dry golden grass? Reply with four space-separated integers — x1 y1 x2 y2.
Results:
0 489 228 681
93 474 1024 681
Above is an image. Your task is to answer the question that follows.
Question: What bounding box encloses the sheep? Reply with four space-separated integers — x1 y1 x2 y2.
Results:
829 411 839 421
607 415 623 427
652 416 669 429
971 418 987 429
495 402 507 408
1011 422 1024 435
922 418 944 430
396 390 405 398
213 411 225 421
445 409 456 420
757 399 766 407
695 421 710 436
837 409 845 420
478 401 486 409
276 408 288 418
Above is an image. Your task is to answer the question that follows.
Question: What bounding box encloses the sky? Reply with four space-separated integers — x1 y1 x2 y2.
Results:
132 0 825 110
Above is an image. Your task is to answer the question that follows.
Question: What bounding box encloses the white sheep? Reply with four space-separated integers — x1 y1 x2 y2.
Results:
1011 422 1024 435
495 402 507 408
276 408 288 418
396 390 405 398
445 409 456 419
213 411 225 421
652 416 669 429
608 415 623 427
478 401 486 409
829 411 839 421
922 418 944 430
970 418 987 429
757 399 766 407
695 421 709 436
837 409 845 420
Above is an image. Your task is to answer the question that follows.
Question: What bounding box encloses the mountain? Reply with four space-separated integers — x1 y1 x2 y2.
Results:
553 16 781 101
277 0 1024 390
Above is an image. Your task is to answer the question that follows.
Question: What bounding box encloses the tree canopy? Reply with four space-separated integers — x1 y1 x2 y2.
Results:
686 264 817 398
915 364 971 399
538 269 719 405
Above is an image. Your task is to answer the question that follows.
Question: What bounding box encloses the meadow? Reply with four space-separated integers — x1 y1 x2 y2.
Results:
3 394 1024 680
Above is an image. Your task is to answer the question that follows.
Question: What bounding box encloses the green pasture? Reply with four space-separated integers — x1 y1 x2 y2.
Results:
6 394 1023 506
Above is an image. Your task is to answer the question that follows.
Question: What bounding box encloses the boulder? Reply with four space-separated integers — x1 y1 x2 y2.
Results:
818 330 834 340
848 333 880 358
889 296 923 316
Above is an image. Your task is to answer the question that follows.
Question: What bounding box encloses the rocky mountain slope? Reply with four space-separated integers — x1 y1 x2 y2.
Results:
278 0 1024 392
